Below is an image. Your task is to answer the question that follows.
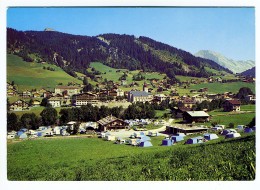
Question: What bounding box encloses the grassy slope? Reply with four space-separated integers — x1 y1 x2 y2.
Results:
7 54 82 91
7 133 255 180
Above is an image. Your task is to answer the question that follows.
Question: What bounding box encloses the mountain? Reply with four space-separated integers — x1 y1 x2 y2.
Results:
241 67 255 77
194 50 255 74
7 28 231 81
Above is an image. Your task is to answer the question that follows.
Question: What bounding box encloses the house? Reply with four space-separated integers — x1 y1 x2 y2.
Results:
245 95 256 102
33 93 41 98
116 89 124 97
22 90 31 98
43 91 52 98
183 111 210 123
10 99 30 111
223 99 242 112
97 115 129 131
128 91 153 103
154 94 167 102
33 100 41 107
181 98 196 109
192 95 208 103
54 86 80 96
48 97 60 108
198 88 209 93
72 92 97 106
121 80 127 86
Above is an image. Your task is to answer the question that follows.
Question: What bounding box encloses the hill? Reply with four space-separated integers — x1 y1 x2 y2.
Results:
7 28 231 82
7 54 82 91
194 50 255 74
241 67 255 77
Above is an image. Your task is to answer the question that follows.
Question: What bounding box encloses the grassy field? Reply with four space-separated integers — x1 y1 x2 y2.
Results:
7 54 82 91
190 82 255 94
155 110 171 118
7 133 255 180
197 112 255 127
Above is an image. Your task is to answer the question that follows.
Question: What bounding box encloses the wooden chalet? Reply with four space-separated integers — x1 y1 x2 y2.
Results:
183 111 210 123
223 99 242 112
97 115 129 131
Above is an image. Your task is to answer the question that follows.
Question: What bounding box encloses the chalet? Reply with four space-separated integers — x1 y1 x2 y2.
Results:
10 99 30 111
38 88 47 94
223 99 242 112
33 100 41 107
245 95 256 102
121 80 127 86
128 91 153 103
48 97 61 108
198 88 209 93
97 115 129 131
22 90 31 98
181 99 196 109
72 92 97 106
116 89 124 96
172 107 192 118
154 94 167 102
33 93 41 98
192 95 207 103
54 86 80 96
216 77 222 82
7 89 17 97
183 111 210 123
109 90 117 97
190 90 197 93
43 91 52 98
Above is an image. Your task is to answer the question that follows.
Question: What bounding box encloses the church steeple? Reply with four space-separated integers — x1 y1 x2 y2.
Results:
143 81 148 92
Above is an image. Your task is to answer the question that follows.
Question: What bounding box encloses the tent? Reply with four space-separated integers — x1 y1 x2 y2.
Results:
215 125 225 129
37 132 43 137
175 133 186 137
236 125 244 131
171 136 184 143
204 133 219 140
221 129 237 135
162 139 173 146
225 133 241 139
139 136 151 142
20 129 27 132
186 136 204 144
139 141 153 147
252 126 256 131
39 127 46 131
19 133 27 139
17 131 23 136
244 128 253 133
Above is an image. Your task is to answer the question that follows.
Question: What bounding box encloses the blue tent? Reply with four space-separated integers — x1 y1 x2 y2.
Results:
171 136 184 143
204 133 219 140
225 133 241 139
244 128 253 133
19 133 27 139
222 129 237 135
17 131 23 136
252 126 256 131
236 125 244 131
37 132 43 137
186 136 204 144
162 139 173 146
20 129 27 132
139 141 153 147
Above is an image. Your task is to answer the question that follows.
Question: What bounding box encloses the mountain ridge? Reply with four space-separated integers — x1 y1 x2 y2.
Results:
194 50 255 74
7 28 232 82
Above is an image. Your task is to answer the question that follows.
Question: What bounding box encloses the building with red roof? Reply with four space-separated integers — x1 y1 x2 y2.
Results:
223 99 242 112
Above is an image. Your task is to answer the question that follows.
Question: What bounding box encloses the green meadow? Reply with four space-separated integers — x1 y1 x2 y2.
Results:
7 133 255 180
7 54 82 91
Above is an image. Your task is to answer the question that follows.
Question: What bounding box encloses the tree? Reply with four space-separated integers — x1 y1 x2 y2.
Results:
7 113 19 131
40 107 58 126
229 122 235 128
20 113 41 130
7 98 10 112
28 99 34 107
248 117 255 128
41 98 51 107
236 87 254 100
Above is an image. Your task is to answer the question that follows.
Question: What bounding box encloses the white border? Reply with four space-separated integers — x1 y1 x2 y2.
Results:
0 1 259 190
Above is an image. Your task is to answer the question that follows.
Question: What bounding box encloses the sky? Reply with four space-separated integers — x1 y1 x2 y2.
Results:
7 7 255 61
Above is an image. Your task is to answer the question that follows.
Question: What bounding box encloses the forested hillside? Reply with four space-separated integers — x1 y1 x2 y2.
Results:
7 28 231 81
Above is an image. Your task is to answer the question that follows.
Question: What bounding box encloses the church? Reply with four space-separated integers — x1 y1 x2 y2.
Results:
127 82 153 103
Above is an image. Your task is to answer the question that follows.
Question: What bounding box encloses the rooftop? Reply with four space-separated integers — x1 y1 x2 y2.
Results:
129 91 152 96
186 111 209 117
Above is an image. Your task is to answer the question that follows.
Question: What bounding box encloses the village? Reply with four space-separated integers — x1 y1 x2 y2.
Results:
7 73 256 147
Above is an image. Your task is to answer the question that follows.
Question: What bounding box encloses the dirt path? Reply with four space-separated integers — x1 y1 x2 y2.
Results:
211 111 255 117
